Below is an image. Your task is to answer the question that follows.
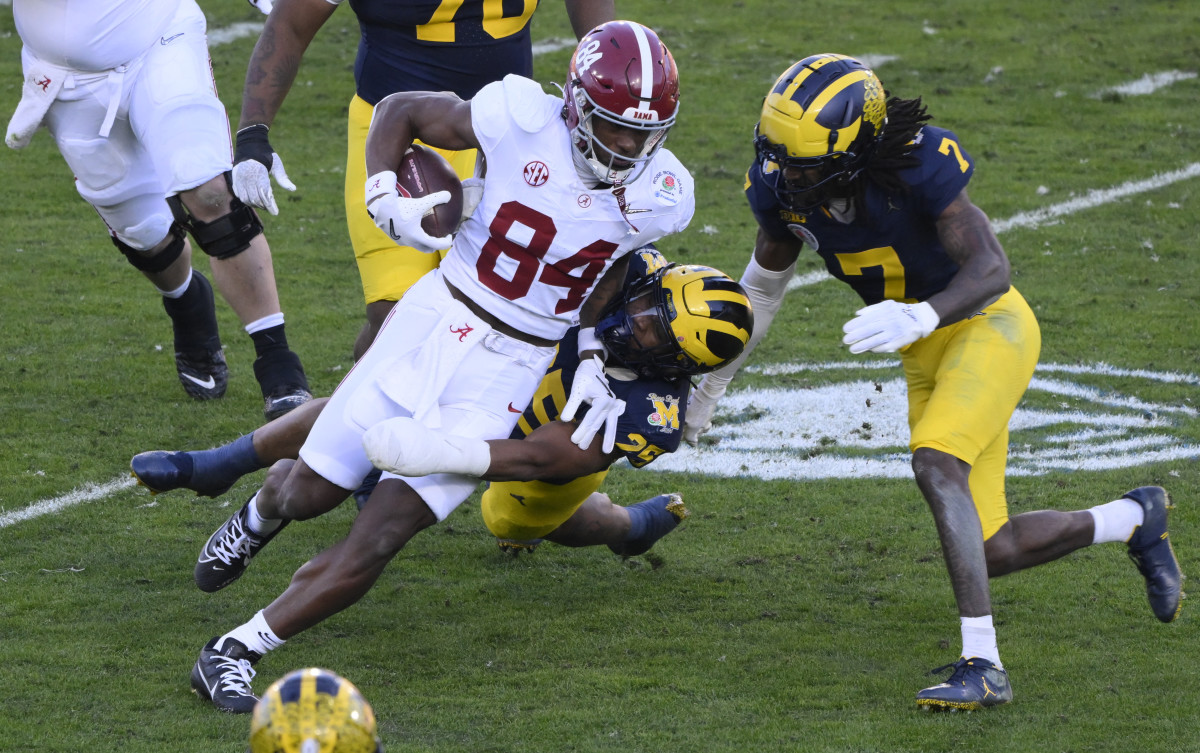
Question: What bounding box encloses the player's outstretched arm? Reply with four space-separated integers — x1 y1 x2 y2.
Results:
683 228 798 444
362 417 615 482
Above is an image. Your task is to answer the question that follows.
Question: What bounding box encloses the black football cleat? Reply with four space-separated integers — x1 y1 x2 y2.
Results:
176 346 228 400
263 386 312 422
916 657 1012 711
608 493 689 557
190 636 261 713
130 451 233 498
1124 486 1183 623
194 496 288 593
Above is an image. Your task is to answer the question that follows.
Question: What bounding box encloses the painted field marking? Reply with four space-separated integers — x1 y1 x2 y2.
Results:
647 362 1199 481
0 476 136 529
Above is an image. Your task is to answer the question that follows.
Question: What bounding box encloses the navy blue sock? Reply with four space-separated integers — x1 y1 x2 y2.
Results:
190 433 264 491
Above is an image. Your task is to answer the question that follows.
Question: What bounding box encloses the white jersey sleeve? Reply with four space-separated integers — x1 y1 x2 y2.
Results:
437 75 695 341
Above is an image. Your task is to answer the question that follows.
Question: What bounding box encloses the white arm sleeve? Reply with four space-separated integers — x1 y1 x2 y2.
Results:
701 253 794 391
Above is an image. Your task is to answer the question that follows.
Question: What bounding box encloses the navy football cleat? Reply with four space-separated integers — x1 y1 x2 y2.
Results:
176 347 228 401
1124 486 1183 623
195 496 288 593
191 636 261 713
130 451 233 498
916 657 1012 711
608 493 689 557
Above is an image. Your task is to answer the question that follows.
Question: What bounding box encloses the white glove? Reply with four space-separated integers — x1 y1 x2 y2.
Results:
365 171 452 253
682 374 729 446
362 417 491 477
561 355 626 453
231 124 295 215
232 157 294 216
842 300 939 354
247 0 273 15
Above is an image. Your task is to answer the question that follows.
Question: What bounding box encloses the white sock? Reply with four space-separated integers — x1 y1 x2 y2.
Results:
244 312 285 335
157 268 193 298
1088 498 1144 544
961 615 1002 668
221 610 285 656
245 490 282 536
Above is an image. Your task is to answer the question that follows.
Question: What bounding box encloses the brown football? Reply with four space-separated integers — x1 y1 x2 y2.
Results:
396 144 465 238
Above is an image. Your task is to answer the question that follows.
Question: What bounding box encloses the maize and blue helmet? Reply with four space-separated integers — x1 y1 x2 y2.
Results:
249 668 382 753
598 263 753 379
754 53 887 211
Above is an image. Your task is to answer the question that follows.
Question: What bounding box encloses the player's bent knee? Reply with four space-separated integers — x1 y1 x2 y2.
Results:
168 172 263 259
112 221 187 273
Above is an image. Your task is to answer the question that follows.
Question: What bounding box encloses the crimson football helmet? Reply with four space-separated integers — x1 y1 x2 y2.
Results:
563 20 679 185
754 53 887 211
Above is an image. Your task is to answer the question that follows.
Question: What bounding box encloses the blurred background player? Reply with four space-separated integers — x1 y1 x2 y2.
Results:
683 53 1182 711
248 668 382 753
132 250 753 562
230 0 615 359
176 21 692 712
6 0 311 419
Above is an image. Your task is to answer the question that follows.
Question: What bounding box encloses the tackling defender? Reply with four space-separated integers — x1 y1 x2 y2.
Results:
133 250 753 562
6 0 311 419
684 54 1183 710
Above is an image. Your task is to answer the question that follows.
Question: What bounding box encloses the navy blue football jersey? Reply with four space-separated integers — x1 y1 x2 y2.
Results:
348 0 539 105
510 247 689 468
746 125 974 305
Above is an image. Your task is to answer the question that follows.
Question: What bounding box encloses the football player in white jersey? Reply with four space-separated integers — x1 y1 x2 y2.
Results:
187 21 695 713
5 0 311 419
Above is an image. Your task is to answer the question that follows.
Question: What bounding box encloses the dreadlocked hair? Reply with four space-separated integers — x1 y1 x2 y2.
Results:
851 95 932 222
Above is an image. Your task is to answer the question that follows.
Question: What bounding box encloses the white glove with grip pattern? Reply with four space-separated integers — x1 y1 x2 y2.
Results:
842 300 939 354
562 355 625 453
232 124 295 215
365 171 452 253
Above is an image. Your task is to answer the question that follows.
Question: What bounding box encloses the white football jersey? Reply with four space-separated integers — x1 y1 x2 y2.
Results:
441 75 695 341
14 0 182 71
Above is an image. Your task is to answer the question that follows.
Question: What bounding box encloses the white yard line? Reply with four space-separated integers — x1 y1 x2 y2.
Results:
0 476 136 529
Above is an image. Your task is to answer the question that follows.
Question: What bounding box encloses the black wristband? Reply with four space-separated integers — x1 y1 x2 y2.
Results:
234 124 274 169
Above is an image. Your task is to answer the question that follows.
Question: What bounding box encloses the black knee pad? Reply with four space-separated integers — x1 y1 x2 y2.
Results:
167 172 264 260
112 222 187 273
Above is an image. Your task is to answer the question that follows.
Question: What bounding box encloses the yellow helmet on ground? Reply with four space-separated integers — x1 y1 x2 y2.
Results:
249 668 382 753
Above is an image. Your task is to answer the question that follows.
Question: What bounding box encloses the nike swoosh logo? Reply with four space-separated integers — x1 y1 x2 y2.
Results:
182 373 217 389
507 403 522 413
161 33 185 45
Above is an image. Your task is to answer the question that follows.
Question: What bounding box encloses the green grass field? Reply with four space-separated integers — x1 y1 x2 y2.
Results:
1 1 1198 751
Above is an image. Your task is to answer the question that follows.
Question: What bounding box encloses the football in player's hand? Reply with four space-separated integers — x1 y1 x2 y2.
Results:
397 144 464 237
